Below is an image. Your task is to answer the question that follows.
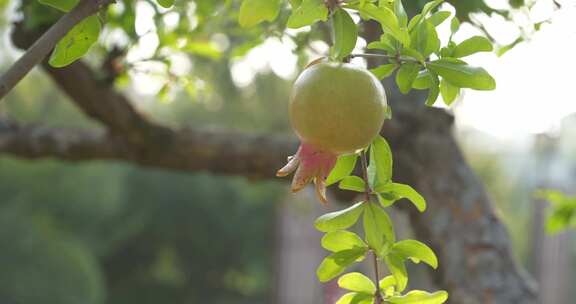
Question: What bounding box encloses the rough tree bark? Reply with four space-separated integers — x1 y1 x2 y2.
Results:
0 20 538 304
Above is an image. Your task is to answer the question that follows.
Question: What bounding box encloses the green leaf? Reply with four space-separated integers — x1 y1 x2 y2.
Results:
331 8 358 60
379 275 396 295
439 46 452 58
371 64 397 79
391 240 438 269
322 231 367 252
428 11 451 26
370 135 393 186
287 0 329 28
315 202 365 232
363 203 394 254
367 34 396 52
157 0 174 8
375 183 426 212
388 290 448 303
424 71 440 106
408 0 444 32
400 48 425 64
420 0 444 19
385 252 408 292
239 0 281 27
497 37 523 56
427 58 496 90
395 63 419 94
410 20 439 58
38 0 78 11
407 14 420 32
339 176 367 192
338 272 376 294
49 15 101 68
370 64 397 80
376 193 394 208
412 71 432 89
326 154 358 186
353 3 410 46
393 0 408 28
440 79 459 105
336 292 374 304
452 36 493 58
317 248 367 282
450 17 460 33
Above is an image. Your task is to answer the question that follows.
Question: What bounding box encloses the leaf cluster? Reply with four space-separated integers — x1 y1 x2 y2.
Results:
315 136 447 303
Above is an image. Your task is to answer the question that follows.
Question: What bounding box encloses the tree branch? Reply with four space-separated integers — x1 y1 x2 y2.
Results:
0 116 296 178
0 117 124 161
0 0 112 100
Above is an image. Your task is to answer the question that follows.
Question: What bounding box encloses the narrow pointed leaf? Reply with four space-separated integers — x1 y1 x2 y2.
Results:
408 0 444 31
370 135 393 186
363 203 395 254
391 239 438 269
385 252 408 292
352 3 410 46
315 202 365 232
396 63 420 94
49 15 101 67
332 8 358 60
317 248 367 282
425 71 440 105
450 17 460 33
370 64 397 80
410 20 439 58
326 154 358 186
427 58 495 90
412 71 432 89
452 36 493 58
428 11 451 26
440 79 459 105
375 183 426 212
393 0 408 27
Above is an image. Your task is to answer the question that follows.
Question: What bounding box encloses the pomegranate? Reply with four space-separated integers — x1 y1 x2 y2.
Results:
277 62 388 203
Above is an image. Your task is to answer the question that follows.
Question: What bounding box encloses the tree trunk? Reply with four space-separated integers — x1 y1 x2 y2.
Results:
386 101 537 303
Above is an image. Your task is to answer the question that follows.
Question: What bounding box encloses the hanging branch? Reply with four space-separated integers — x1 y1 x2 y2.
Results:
0 0 113 100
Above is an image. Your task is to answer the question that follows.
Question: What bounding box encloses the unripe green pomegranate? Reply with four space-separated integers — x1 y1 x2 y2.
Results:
277 61 388 203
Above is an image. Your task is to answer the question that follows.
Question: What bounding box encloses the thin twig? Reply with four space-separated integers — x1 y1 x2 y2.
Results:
360 150 383 303
348 53 424 64
0 0 113 100
372 250 382 304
